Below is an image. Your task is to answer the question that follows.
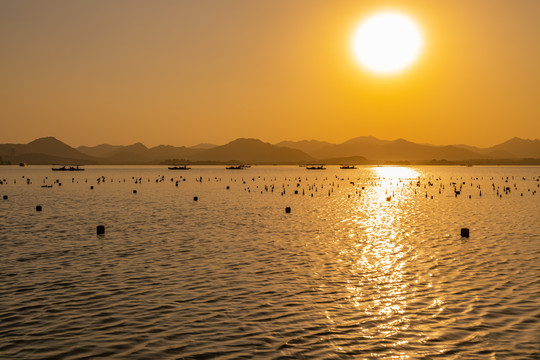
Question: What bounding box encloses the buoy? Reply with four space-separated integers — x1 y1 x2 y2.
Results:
36 205 42 212
194 196 198 201
90 186 94 190
133 190 137 194
97 225 105 235
461 228 470 238
226 186 230 190
2 195 7 200
285 207 291 213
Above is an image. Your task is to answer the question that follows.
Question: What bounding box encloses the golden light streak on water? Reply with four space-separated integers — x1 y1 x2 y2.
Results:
341 166 451 352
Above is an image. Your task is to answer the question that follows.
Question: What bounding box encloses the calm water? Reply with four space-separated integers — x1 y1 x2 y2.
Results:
1 165 539 359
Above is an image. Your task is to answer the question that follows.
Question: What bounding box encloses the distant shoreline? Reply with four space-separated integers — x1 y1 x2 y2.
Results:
2 161 540 167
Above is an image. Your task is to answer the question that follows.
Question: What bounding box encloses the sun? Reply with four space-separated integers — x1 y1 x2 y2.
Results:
352 11 423 75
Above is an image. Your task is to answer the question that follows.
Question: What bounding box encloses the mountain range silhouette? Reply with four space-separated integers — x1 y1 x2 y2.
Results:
0 136 539 165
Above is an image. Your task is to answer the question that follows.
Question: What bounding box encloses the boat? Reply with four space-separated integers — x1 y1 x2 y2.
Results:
306 164 326 170
19 163 28 167
52 165 85 171
340 165 357 169
168 164 191 170
226 165 244 170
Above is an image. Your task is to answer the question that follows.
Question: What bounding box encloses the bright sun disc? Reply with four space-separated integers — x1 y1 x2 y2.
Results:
352 12 423 75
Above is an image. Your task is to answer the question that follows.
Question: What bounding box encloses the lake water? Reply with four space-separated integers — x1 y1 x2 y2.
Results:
1 165 539 359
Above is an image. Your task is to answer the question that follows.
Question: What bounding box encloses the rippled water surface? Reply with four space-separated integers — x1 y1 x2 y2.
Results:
1 165 539 359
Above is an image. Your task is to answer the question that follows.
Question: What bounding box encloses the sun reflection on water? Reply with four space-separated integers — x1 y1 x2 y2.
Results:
373 166 419 178
338 166 443 349
371 166 420 203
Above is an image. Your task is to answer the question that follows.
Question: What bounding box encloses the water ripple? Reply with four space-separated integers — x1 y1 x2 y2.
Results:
0 165 539 359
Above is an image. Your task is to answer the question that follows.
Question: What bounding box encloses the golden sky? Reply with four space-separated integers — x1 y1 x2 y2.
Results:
1 0 539 147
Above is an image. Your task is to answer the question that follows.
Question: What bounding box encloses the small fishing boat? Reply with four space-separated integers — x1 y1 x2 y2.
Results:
306 164 326 170
226 165 244 170
340 165 357 169
168 164 191 170
52 165 85 171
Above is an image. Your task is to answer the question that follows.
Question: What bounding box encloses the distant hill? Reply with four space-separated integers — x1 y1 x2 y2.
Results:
453 138 540 158
78 143 203 164
77 144 126 158
300 138 480 161
0 137 97 164
279 136 540 162
452 144 515 158
147 145 202 162
275 140 333 156
279 136 391 158
374 139 484 161
485 137 540 158
1 136 538 165
76 138 313 164
189 143 218 150
99 143 152 164
342 136 391 146
192 138 313 164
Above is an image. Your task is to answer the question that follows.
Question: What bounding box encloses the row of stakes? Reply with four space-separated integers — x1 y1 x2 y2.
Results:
3 177 538 238
2 174 538 203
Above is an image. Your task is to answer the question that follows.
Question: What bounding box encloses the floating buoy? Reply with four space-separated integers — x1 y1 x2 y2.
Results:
285 207 291 213
226 186 230 189
194 196 198 201
133 190 137 194
2 195 7 200
461 228 470 238
36 205 42 212
97 225 105 235
90 186 94 190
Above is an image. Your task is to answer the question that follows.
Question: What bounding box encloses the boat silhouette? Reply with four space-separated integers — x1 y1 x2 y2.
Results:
306 164 326 170
168 164 191 170
51 165 85 171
